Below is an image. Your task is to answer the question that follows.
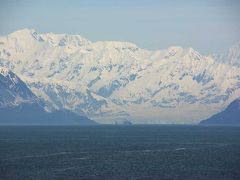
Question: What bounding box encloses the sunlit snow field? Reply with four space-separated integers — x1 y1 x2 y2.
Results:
0 125 239 179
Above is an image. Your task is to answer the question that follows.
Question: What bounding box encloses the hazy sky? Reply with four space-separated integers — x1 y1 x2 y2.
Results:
0 0 239 54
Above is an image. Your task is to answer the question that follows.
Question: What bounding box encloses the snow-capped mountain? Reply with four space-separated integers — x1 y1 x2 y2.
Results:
0 67 38 107
0 29 240 124
0 67 96 125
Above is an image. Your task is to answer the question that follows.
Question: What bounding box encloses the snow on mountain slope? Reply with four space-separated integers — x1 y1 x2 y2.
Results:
0 67 38 107
0 67 96 125
0 29 240 124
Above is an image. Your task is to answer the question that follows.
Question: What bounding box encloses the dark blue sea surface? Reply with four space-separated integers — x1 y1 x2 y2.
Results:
0 125 239 180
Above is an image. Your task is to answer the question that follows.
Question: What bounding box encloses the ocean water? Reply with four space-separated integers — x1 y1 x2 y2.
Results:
0 125 239 180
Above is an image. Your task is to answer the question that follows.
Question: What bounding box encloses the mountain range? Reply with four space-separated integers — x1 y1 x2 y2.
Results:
0 29 240 124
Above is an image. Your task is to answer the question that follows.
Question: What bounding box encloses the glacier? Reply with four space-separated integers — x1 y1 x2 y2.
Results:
0 28 240 124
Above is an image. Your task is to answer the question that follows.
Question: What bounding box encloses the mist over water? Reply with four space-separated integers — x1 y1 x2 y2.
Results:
0 125 239 179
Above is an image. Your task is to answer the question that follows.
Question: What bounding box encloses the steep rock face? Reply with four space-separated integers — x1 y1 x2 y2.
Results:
0 29 240 124
200 99 240 125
